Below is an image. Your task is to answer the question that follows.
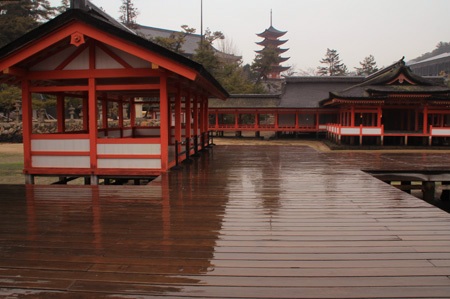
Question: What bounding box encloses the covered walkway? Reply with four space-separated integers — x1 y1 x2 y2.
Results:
1 146 450 298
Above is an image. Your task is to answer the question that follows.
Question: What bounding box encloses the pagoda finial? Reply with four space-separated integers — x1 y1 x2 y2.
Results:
270 9 273 27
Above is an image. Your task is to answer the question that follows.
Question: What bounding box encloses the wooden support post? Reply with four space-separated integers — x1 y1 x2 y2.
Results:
25 174 34 185
422 181 435 201
415 109 419 132
175 85 182 156
193 95 199 151
185 92 192 142
423 106 428 134
351 106 355 127
22 79 32 175
88 78 98 173
405 135 408 146
82 97 88 131
57 95 65 133
90 175 98 186
160 74 169 171
401 181 411 194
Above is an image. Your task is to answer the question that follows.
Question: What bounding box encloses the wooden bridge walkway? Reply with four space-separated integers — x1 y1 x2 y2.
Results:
1 145 450 298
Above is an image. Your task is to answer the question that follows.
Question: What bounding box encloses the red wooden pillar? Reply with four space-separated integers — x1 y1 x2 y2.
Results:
185 91 192 141
130 98 136 137
315 111 320 130
415 108 419 132
82 97 88 132
423 106 428 134
22 79 32 180
193 95 199 139
160 74 169 171
215 111 219 129
199 98 204 136
88 78 98 184
56 95 65 133
175 85 182 151
351 106 355 127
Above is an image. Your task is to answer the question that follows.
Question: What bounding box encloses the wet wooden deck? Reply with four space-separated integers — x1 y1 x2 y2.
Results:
1 145 450 298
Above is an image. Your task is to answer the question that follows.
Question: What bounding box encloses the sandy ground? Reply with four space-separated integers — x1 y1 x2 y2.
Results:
0 143 23 155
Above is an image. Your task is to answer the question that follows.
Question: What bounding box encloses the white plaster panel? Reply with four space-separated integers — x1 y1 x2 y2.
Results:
123 129 133 137
432 128 450 136
107 45 153 68
341 128 360 135
32 156 90 168
31 139 90 152
135 128 160 136
362 128 382 135
97 158 161 169
30 46 78 71
95 46 124 69
64 48 89 70
108 130 121 138
97 143 161 155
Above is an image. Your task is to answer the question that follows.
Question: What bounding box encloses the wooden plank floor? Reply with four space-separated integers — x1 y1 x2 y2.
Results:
1 145 450 298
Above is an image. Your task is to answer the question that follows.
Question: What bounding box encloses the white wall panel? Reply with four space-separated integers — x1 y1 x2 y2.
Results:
32 156 90 168
98 158 161 169
64 48 89 70
123 129 133 137
31 139 90 152
95 46 124 69
30 47 77 71
432 128 450 136
341 128 360 135
362 128 382 135
97 143 161 155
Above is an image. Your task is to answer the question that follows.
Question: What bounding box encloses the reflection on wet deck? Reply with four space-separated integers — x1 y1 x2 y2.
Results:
1 145 450 298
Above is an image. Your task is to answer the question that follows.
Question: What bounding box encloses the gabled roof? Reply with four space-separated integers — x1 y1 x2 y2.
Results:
320 58 450 106
0 7 228 98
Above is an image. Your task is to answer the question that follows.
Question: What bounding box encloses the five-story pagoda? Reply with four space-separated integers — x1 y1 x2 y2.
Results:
256 12 290 79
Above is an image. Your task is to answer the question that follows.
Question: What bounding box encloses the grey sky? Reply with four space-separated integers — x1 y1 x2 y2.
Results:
53 0 450 73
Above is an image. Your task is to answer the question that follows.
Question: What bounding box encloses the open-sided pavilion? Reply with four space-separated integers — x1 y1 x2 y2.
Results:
0 5 227 184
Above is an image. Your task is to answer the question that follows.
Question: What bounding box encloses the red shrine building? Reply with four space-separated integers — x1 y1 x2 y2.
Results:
0 2 227 184
255 19 290 79
209 59 450 146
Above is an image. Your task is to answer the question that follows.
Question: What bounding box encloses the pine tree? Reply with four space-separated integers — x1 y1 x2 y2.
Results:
355 55 379 76
0 0 56 48
57 0 70 14
317 48 348 76
0 84 21 122
193 28 224 77
251 46 280 83
119 0 139 29
151 25 196 54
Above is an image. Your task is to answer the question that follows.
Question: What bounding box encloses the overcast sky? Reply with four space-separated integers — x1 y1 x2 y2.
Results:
53 0 450 73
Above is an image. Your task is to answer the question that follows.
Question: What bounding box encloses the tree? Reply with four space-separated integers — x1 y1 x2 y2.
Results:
56 0 70 14
317 48 348 76
119 0 138 29
251 45 280 83
151 25 196 54
0 84 21 122
193 28 224 77
355 55 379 76
0 0 56 48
